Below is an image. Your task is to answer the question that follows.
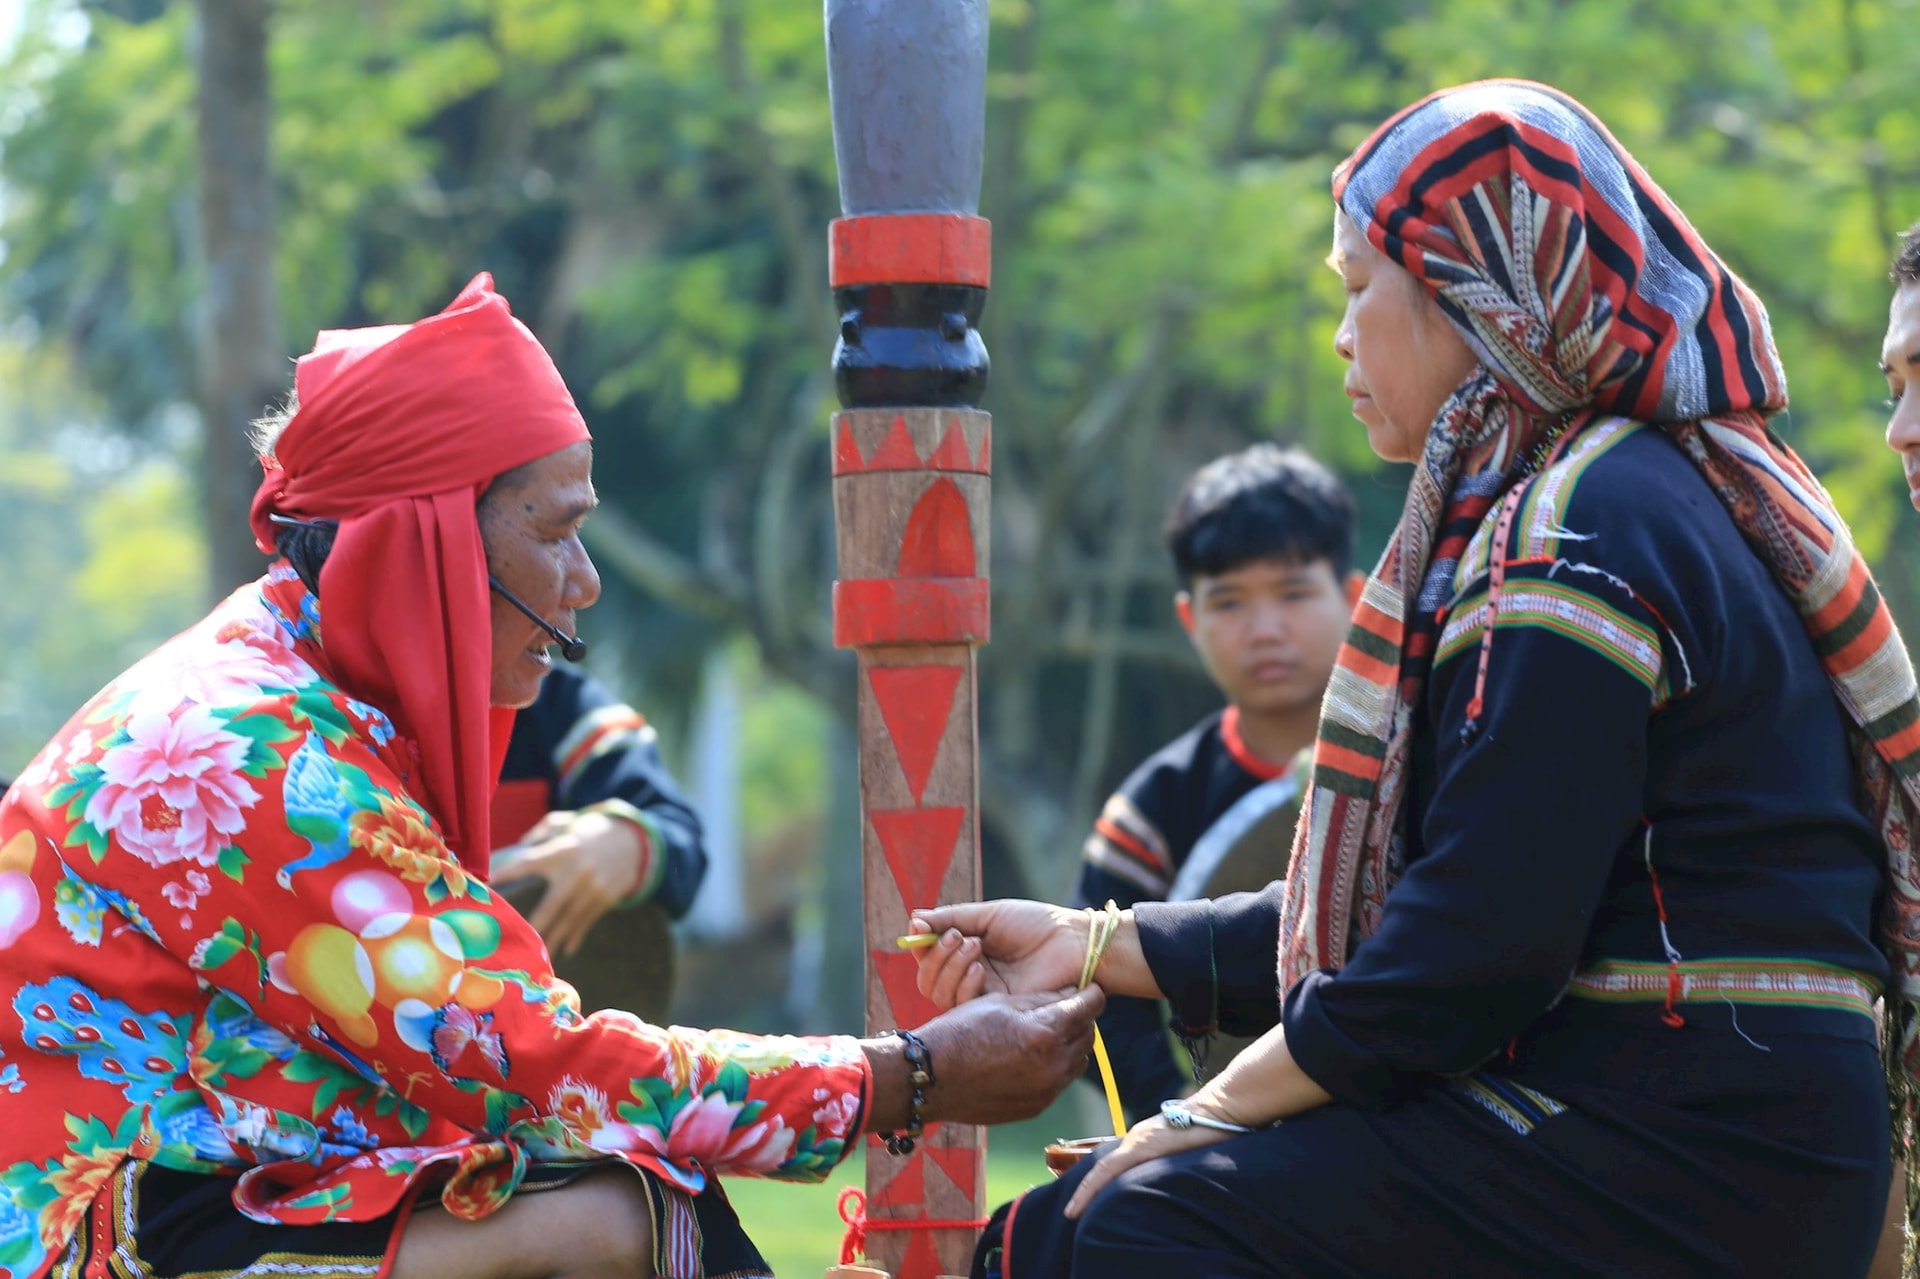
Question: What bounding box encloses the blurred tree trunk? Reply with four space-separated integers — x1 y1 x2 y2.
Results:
194 0 283 597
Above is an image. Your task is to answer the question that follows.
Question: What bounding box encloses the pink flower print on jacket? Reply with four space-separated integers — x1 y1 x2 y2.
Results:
82 706 258 869
118 629 311 719
812 1087 860 1141
161 870 213 912
161 869 215 929
631 1089 796 1174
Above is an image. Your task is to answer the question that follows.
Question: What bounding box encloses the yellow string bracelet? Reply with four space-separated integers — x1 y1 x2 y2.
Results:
1081 900 1127 1136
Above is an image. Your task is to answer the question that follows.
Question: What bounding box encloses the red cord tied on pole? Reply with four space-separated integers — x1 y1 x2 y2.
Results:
836 1187 992 1266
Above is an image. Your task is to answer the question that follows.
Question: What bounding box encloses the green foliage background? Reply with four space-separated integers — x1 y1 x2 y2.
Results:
4 0 1920 886
0 338 205 757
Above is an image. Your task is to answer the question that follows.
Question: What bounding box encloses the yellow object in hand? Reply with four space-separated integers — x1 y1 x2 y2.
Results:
1091 1025 1127 1137
895 932 940 950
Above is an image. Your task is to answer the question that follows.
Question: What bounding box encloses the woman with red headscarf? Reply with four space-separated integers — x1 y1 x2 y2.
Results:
0 274 1102 1279
914 81 1916 1277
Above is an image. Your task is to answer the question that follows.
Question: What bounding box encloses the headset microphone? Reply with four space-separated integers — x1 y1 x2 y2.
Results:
267 516 587 662
487 575 588 662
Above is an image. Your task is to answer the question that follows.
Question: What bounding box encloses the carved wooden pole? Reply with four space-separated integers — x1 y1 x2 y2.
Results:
826 3 992 1276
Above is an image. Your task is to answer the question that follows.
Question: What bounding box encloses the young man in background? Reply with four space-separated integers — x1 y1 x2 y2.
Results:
1071 444 1361 1122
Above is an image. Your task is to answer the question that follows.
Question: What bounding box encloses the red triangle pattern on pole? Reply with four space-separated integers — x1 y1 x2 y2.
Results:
834 419 868 473
927 417 974 471
829 409 988 475
870 1147 925 1207
872 949 943 1030
858 1143 945 1276
927 1143 980 1201
901 1230 942 1277
872 806 965 912
868 664 964 803
866 414 924 471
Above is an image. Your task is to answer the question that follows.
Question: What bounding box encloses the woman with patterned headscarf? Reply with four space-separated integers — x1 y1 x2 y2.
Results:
913 80 1915 1277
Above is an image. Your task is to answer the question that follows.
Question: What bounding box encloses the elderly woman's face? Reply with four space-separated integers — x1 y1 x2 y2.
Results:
1330 210 1479 464
480 441 601 708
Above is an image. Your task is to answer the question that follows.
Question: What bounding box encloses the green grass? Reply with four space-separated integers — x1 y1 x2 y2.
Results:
723 1092 1101 1278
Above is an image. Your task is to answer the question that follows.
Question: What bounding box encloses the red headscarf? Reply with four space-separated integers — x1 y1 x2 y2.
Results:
249 273 591 871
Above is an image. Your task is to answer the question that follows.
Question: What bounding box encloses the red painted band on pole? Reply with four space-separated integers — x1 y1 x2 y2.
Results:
830 214 992 288
833 577 990 647
833 415 991 476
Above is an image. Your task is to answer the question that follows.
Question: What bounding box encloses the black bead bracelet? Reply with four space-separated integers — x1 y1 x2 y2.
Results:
879 1028 935 1156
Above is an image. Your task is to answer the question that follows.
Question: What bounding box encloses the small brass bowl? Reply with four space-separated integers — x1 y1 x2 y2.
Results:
1043 1135 1117 1176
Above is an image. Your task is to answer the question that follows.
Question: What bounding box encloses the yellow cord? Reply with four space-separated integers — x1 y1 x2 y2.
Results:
1091 1025 1127 1136
1081 901 1127 1135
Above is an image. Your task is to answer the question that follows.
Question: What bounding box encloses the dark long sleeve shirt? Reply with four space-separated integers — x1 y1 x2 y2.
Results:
1071 710 1300 1122
494 666 708 920
1137 423 1887 1107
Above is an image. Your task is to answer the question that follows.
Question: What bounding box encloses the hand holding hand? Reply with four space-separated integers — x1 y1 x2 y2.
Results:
491 809 646 957
920 985 1107 1127
908 900 1089 1008
862 985 1107 1133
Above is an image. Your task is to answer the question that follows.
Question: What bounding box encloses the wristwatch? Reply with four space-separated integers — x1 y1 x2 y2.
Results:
1159 1099 1257 1134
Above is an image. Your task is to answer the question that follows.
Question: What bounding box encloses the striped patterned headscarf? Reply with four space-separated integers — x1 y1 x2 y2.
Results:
1280 81 1920 1100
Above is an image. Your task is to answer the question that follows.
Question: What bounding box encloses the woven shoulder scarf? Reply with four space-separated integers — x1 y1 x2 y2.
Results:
1282 79 1920 1157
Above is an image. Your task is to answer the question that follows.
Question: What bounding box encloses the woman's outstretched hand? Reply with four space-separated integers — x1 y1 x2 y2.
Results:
908 900 1090 1008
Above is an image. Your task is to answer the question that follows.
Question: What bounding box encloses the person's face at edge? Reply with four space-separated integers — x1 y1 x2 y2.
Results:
480 441 601 708
1329 208 1480 464
1882 281 1920 512
1176 555 1360 720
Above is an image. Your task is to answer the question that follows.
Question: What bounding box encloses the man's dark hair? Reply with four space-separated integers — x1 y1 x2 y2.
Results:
1894 220 1920 286
1164 444 1356 587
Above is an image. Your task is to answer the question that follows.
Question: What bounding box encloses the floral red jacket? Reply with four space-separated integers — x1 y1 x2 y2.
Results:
0 567 868 1278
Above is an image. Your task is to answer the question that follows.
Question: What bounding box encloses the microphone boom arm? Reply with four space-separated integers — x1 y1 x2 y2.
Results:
487 575 588 662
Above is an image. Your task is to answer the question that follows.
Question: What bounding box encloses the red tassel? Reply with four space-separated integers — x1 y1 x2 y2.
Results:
838 1187 868 1265
1642 825 1687 1030
1661 964 1687 1029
